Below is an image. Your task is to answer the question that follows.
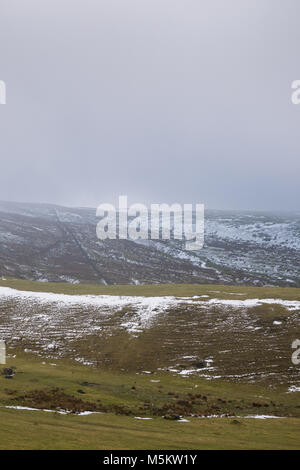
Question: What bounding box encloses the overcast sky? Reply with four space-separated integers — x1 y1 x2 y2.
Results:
0 0 299 210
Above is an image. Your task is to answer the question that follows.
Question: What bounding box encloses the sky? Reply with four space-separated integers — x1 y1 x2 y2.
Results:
0 0 299 210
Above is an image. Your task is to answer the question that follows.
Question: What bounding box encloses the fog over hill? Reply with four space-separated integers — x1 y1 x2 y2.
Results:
0 201 299 287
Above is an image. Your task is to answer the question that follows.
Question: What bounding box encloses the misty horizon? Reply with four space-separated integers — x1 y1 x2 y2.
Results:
1 0 300 211
0 198 299 215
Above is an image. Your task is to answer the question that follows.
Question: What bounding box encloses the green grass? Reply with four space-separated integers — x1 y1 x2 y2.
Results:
1 277 300 300
1 407 300 450
0 352 300 449
0 278 299 449
1 278 298 383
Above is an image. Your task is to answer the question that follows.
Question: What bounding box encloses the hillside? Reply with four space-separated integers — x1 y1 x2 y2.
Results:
0 201 299 286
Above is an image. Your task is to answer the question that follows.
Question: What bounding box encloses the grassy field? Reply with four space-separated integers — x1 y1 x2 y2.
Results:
1 277 300 300
0 353 300 450
2 407 300 450
0 278 299 449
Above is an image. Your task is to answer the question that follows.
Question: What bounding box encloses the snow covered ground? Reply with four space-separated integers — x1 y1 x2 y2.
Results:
0 201 299 286
0 286 299 388
0 286 299 333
